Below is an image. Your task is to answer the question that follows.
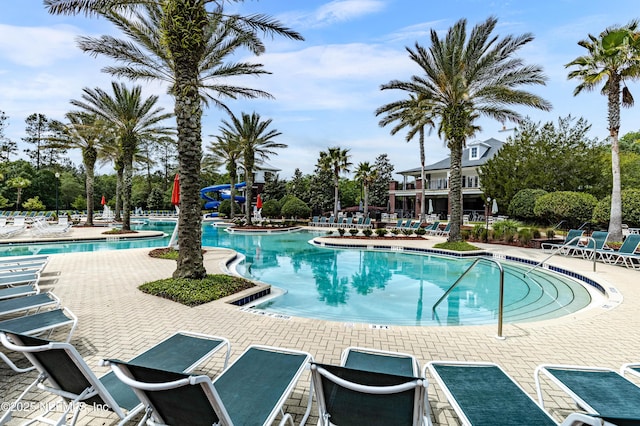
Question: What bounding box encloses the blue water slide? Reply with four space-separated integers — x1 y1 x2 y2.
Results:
200 182 247 209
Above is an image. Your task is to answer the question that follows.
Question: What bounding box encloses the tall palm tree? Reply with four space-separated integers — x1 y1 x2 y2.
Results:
219 111 286 225
354 162 378 218
381 17 550 241
70 82 173 230
376 94 433 221
566 21 640 242
46 0 303 279
53 112 113 226
319 147 352 219
206 132 243 218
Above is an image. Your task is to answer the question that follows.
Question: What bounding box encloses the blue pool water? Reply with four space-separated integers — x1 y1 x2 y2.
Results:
0 224 592 326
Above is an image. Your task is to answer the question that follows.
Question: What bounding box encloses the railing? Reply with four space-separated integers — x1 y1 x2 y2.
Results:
432 257 506 339
524 236 597 276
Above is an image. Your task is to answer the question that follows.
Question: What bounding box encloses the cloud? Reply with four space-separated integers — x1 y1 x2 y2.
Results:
0 24 80 67
281 0 386 29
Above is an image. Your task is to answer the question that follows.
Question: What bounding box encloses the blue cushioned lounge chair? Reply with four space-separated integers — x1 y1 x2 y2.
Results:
0 330 230 425
535 364 640 425
427 361 603 426
541 229 584 254
105 345 313 426
597 234 640 268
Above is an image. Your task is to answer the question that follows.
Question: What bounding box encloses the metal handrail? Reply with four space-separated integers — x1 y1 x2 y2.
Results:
524 236 597 276
432 257 506 339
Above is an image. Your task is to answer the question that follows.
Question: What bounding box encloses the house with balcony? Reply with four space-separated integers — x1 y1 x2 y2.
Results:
389 137 505 220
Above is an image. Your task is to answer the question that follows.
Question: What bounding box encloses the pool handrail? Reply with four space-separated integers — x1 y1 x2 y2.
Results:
432 257 505 339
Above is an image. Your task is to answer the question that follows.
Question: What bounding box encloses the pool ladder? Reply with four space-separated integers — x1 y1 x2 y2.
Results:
432 257 506 339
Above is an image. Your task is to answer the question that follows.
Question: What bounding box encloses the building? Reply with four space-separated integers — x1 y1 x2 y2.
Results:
389 138 505 220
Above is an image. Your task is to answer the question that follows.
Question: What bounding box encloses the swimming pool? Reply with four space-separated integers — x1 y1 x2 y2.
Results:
0 224 593 326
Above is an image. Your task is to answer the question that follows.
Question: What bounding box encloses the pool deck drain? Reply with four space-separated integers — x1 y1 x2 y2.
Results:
1 227 639 425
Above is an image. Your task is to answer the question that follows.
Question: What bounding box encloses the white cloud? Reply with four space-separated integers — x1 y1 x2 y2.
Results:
0 24 80 67
281 0 386 29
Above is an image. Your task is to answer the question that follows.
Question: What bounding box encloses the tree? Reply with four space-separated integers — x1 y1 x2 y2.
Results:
7 177 31 210
286 168 310 203
620 130 640 154
0 111 17 162
354 162 378 217
381 16 550 241
376 94 433 220
70 82 173 231
219 111 286 225
479 116 605 205
369 154 394 208
23 113 65 170
319 147 352 218
46 0 303 279
308 162 334 214
52 112 113 225
566 21 640 241
262 173 287 201
206 132 242 218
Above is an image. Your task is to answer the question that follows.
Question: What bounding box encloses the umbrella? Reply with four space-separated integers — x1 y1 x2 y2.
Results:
358 200 363 212
491 198 499 215
171 174 180 206
428 199 434 215
256 194 263 209
100 195 106 206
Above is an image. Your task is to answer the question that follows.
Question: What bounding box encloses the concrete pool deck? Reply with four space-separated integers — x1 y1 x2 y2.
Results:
1 226 639 425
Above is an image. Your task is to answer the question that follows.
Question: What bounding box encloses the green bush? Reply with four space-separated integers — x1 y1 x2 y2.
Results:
546 228 555 239
402 228 412 236
517 227 533 246
592 189 640 227
363 228 373 237
375 228 388 237
508 189 548 221
534 191 597 228
280 196 311 219
390 228 400 235
139 274 255 306
461 229 471 240
261 199 281 218
492 219 519 241
348 228 358 236
22 196 45 211
337 228 346 236
218 199 241 217
472 224 485 240
415 227 426 236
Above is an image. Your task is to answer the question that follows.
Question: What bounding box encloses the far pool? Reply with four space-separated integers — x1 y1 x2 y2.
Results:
0 223 593 326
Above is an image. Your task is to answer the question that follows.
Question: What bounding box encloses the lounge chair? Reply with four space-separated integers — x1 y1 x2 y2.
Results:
0 292 59 318
310 362 427 425
341 346 420 377
564 230 610 259
30 218 71 237
436 222 451 237
597 234 640 268
0 283 39 301
0 255 49 273
425 222 441 236
0 308 78 373
427 361 603 426
541 229 584 253
0 270 40 288
0 330 231 425
310 216 319 226
105 344 313 426
389 219 404 230
535 364 640 424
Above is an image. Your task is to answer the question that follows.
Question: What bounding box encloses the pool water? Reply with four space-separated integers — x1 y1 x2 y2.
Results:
0 224 592 326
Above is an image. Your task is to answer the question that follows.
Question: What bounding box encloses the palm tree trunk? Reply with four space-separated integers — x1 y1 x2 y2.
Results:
244 159 254 225
115 163 123 222
333 177 339 219
449 139 463 242
84 147 97 226
608 78 623 242
419 126 426 222
363 184 369 217
229 169 236 218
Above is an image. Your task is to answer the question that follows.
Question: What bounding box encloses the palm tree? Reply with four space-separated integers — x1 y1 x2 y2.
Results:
376 94 433 221
46 0 303 279
381 17 550 241
53 112 114 226
319 147 352 219
354 162 378 218
70 82 173 231
206 132 243 218
219 111 286 225
566 21 640 242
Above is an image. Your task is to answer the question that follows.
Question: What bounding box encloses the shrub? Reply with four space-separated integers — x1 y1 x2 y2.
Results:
517 227 533 246
139 274 255 306
348 228 359 236
402 228 413 236
337 228 346 236
472 224 485 240
22 196 45 211
492 219 519 241
415 227 426 236
461 229 471 240
508 189 548 221
390 228 400 235
375 228 388 237
261 199 281 218
592 189 640 228
280 196 311 219
363 228 373 237
534 191 597 228
218 199 241 217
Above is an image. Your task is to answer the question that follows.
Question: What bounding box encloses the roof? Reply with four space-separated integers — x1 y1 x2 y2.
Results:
397 137 505 176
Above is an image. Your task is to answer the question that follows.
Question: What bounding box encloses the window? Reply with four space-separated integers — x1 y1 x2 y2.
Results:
470 146 479 160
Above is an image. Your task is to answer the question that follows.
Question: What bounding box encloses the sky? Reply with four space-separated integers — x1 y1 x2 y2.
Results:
1 0 640 180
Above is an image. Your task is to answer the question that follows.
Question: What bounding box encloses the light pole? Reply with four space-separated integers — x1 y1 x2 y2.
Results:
485 196 491 243
55 172 60 218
